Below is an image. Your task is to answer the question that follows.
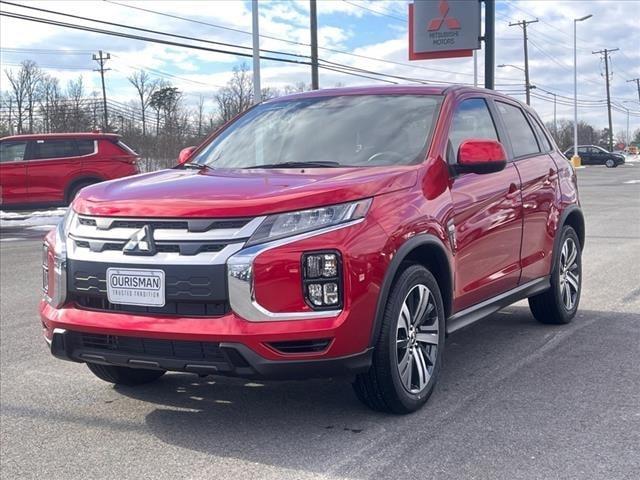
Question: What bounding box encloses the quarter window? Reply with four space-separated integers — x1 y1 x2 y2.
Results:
0 141 27 162
30 140 77 160
496 101 540 158
448 98 499 163
76 140 95 156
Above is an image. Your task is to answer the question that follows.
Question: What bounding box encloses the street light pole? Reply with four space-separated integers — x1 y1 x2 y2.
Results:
251 0 261 103
573 14 592 165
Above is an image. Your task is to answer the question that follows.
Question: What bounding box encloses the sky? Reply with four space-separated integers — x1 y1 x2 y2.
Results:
1 0 639 136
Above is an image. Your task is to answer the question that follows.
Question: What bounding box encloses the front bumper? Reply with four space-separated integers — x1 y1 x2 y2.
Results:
48 327 372 380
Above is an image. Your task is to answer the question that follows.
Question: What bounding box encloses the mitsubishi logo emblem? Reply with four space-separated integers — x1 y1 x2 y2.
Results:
123 225 156 256
428 0 461 31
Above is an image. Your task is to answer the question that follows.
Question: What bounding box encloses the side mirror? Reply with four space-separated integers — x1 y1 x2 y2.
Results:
455 139 507 175
178 146 197 165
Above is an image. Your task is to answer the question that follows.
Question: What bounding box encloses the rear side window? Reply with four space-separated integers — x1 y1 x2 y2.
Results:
76 140 95 156
528 114 552 152
448 98 499 163
30 140 77 160
0 141 27 162
496 101 540 158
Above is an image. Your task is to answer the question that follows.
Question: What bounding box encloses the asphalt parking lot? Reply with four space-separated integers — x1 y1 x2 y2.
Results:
1 164 639 480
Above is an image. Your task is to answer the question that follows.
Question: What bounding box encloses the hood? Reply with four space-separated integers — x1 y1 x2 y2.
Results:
74 166 417 218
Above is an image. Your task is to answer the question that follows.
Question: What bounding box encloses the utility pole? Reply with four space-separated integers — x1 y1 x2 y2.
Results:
550 92 557 136
310 0 319 90
509 18 538 105
627 78 640 102
484 0 495 90
593 48 619 151
92 50 110 131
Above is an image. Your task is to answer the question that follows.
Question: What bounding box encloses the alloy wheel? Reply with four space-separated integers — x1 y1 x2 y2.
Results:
395 284 439 394
559 237 580 310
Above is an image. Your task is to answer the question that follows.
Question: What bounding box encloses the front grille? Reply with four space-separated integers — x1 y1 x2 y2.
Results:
73 239 227 256
71 332 226 363
72 294 229 317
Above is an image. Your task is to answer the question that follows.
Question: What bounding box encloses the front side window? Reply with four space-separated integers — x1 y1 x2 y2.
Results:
30 140 77 160
578 146 589 154
448 98 499 163
496 101 540 158
0 141 27 163
192 95 443 168
529 114 552 152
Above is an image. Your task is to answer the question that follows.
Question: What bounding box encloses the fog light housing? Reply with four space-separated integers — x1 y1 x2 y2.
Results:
302 251 342 310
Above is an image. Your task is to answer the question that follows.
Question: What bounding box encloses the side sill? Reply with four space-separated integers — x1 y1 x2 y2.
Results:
446 277 550 334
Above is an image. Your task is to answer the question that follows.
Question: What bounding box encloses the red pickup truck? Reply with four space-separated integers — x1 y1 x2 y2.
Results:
40 86 584 413
0 133 138 208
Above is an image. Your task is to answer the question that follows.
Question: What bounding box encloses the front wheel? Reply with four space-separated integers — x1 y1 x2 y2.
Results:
605 158 615 168
528 226 582 324
353 264 445 414
86 363 166 386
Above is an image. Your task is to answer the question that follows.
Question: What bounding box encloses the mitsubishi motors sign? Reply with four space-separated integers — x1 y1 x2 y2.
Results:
409 0 481 60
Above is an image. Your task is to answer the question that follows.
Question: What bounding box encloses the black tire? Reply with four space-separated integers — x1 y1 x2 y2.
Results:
86 363 166 386
67 181 96 204
605 159 615 168
353 264 445 414
529 226 582 324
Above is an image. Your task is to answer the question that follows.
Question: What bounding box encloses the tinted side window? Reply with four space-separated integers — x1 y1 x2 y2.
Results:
578 146 589 154
448 98 499 163
496 101 540 158
0 141 27 163
529 114 552 152
76 140 95 156
30 140 78 160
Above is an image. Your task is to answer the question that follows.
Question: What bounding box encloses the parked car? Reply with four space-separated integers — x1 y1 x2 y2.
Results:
41 86 584 414
0 132 139 208
564 145 625 167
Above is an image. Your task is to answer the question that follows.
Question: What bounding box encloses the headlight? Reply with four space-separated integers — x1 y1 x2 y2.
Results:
246 198 371 246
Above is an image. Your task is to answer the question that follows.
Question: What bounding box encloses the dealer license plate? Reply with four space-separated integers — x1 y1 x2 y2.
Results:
106 268 165 307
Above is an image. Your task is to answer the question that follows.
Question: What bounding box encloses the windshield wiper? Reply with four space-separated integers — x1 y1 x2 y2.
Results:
180 162 211 170
245 161 342 169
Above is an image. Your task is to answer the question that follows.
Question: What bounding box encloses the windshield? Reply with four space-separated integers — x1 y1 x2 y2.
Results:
192 95 442 168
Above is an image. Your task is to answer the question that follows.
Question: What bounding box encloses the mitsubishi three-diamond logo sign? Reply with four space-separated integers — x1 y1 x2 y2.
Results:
428 0 461 31
409 0 480 60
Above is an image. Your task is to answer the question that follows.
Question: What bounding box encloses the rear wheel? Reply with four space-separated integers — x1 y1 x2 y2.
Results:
528 226 582 324
353 264 445 414
86 363 166 386
67 180 96 204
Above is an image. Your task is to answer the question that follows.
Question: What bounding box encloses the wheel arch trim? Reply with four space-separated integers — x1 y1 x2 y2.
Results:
369 233 453 347
551 205 585 273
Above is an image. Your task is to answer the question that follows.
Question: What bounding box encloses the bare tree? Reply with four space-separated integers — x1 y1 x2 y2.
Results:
67 76 87 132
128 70 159 137
214 63 254 123
4 60 42 133
196 95 205 136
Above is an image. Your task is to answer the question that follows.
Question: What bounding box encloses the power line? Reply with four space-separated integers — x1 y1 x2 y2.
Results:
341 0 405 22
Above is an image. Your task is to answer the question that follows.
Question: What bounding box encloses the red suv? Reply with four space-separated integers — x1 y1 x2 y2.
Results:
0 133 138 208
41 87 584 413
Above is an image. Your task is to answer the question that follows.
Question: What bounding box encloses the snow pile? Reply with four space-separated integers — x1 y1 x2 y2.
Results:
0 208 66 229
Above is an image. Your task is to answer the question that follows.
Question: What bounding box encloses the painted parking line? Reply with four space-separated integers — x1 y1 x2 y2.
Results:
623 180 640 184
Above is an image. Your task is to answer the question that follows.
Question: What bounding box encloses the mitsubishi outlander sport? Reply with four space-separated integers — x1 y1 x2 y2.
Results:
41 86 584 414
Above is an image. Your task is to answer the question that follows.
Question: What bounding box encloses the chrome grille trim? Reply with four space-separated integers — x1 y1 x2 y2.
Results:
67 214 265 264
71 215 266 242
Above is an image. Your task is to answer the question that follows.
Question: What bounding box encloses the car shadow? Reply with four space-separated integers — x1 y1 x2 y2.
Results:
113 305 631 477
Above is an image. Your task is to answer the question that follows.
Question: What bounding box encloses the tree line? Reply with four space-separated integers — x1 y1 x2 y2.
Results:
2 60 638 171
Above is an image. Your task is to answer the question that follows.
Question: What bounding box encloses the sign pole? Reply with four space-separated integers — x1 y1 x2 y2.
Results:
484 0 495 90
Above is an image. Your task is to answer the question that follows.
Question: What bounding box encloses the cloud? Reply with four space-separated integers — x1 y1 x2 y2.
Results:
1 0 638 134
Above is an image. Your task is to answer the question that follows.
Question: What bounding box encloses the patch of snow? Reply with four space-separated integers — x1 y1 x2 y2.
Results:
0 208 66 228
